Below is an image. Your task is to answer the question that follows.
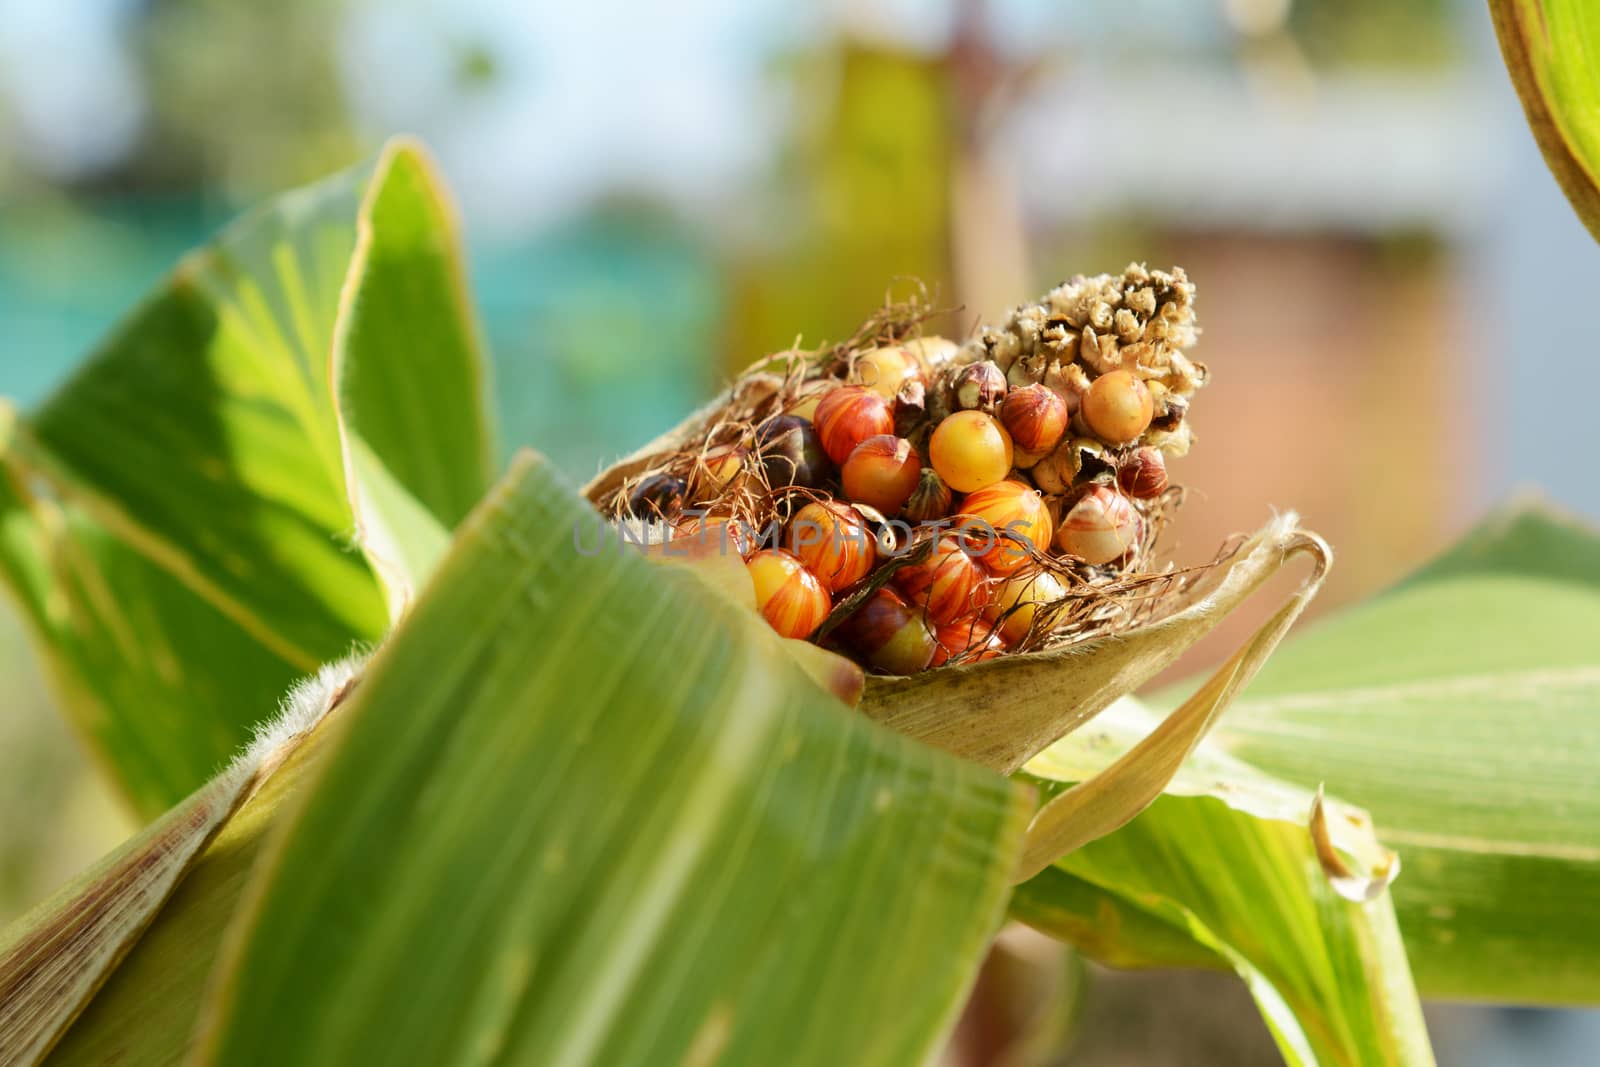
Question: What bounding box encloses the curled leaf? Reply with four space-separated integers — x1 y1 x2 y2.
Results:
0 775 248 1067
861 515 1327 776
1010 528 1327 881
1311 786 1401 904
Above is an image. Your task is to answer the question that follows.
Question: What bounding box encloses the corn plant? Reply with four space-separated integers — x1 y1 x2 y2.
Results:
1 6 1598 1063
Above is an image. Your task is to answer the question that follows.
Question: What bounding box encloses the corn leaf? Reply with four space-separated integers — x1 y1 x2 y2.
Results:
192 452 1031 1065
43 453 1031 1065
1491 0 1600 241
0 138 494 811
1212 501 1600 1003
16 161 387 667
0 412 301 817
1015 698 1434 1067
331 139 494 616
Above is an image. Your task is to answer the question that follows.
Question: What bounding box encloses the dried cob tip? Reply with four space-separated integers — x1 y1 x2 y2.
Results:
1001 383 1068 455
815 386 894 466
755 414 830 490
786 500 876 593
957 479 1053 576
747 549 831 639
903 467 953 523
954 361 1007 414
892 534 988 624
929 410 1013 493
842 435 921 516
838 587 938 675
1056 486 1142 566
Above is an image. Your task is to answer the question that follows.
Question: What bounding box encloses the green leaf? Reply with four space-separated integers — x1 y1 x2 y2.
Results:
1491 0 1600 242
0 139 495 811
51 453 1030 1066
1016 698 1434 1067
0 414 301 817
18 163 388 666
1212 501 1600 1003
332 139 495 614
1007 867 1227 973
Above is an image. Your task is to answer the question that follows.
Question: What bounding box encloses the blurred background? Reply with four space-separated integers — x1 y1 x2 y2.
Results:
1 0 1596 1063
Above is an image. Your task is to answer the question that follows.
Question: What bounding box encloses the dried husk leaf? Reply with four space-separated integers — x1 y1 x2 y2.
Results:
0 778 249 1067
860 515 1325 775
1008 528 1328 881
1021 696 1388 886
0 660 361 1066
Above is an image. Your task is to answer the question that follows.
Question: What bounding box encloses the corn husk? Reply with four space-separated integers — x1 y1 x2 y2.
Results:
583 272 1349 877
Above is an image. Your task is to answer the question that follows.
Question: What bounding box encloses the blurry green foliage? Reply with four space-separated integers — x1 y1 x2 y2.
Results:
1292 0 1461 69
726 43 955 370
132 0 360 195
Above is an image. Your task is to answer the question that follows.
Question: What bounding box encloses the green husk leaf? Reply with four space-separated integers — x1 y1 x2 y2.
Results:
0 410 304 817
16 162 388 667
1007 867 1228 973
331 139 494 616
1212 499 1600 1003
1016 697 1434 1066
0 138 494 810
64 452 1031 1067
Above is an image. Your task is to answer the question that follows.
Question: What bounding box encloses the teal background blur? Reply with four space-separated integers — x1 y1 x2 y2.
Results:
0 198 721 480
2 2 1597 1064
